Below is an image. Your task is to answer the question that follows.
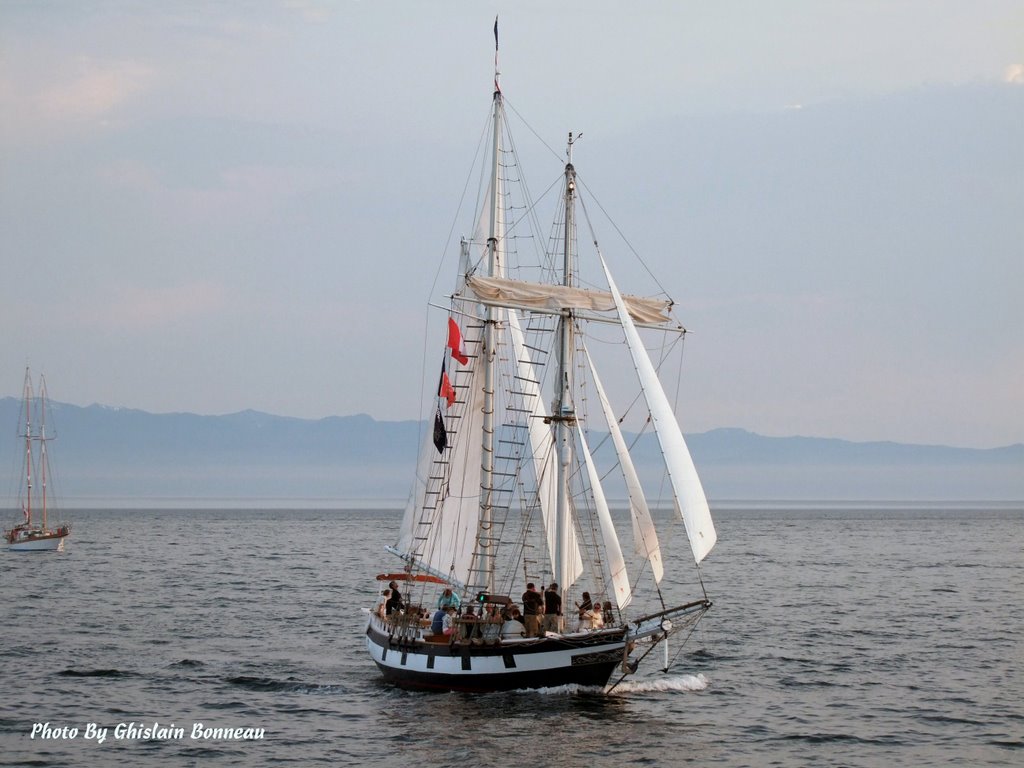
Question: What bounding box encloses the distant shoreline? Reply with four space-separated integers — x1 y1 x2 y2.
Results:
1 400 1021 503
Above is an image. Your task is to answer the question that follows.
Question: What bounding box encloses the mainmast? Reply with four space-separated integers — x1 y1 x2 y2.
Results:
477 62 503 594
552 133 580 592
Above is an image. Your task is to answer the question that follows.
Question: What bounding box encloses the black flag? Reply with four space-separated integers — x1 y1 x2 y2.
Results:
432 408 448 454
493 16 500 93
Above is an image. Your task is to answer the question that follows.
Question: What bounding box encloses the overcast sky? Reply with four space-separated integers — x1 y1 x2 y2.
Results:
1 1 1021 448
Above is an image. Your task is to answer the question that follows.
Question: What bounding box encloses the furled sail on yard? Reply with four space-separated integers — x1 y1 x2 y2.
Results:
467 275 673 325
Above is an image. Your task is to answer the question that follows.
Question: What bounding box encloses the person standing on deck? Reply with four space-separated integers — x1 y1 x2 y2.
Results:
521 583 544 637
543 583 562 634
575 591 593 630
387 581 405 613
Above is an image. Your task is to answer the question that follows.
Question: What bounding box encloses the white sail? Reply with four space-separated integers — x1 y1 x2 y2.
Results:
467 274 673 325
505 308 584 586
584 344 665 583
575 423 632 609
394 332 486 589
600 255 717 564
440 364 487 586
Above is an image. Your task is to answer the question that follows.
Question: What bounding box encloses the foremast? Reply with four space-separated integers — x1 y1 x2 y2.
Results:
477 77 503 595
22 368 33 528
552 134 580 593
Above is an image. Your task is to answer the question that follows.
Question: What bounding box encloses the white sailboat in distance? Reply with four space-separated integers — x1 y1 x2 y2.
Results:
4 368 71 552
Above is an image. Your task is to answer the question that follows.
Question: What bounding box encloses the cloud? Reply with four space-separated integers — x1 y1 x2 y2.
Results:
1005 63 1024 84
0 55 154 145
282 0 332 23
98 156 334 227
38 56 153 123
91 281 231 332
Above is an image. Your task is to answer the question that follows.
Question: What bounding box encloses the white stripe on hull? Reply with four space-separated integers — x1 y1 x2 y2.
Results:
8 535 66 552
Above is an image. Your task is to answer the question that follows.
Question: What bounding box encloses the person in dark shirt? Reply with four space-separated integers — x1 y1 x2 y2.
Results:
543 582 562 633
521 582 544 637
386 580 404 614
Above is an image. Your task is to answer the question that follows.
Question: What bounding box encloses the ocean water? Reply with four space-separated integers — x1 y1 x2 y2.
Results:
0 504 1021 767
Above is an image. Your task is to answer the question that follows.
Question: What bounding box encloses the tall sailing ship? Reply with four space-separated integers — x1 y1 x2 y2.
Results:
364 31 716 692
5 368 71 552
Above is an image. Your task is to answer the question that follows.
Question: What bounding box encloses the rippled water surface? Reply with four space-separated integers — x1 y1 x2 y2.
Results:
1 505 1021 767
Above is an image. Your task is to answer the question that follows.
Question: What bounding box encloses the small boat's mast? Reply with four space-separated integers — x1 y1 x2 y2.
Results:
39 375 49 531
553 133 580 592
22 368 33 527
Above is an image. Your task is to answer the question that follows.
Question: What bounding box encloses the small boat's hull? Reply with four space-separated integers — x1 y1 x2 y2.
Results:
6 528 68 552
365 617 626 692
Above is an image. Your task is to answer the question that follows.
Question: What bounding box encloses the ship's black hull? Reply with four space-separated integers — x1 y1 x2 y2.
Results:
373 657 621 692
365 618 627 692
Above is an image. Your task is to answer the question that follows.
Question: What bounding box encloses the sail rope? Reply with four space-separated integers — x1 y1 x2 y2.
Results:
575 173 672 300
412 105 495 468
503 92 674 307
606 633 670 694
562 188 709 619
606 603 709 694
664 600 709 670
503 97 566 167
497 99 564 282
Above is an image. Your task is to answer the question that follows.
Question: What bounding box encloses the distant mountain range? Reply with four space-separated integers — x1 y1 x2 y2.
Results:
0 398 1020 505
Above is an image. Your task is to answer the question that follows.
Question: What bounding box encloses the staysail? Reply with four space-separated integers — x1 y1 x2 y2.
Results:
575 422 632 609
584 343 665 583
600 255 717 564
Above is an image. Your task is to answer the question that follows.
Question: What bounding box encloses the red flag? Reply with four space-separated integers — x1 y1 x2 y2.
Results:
447 317 469 365
438 363 456 407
